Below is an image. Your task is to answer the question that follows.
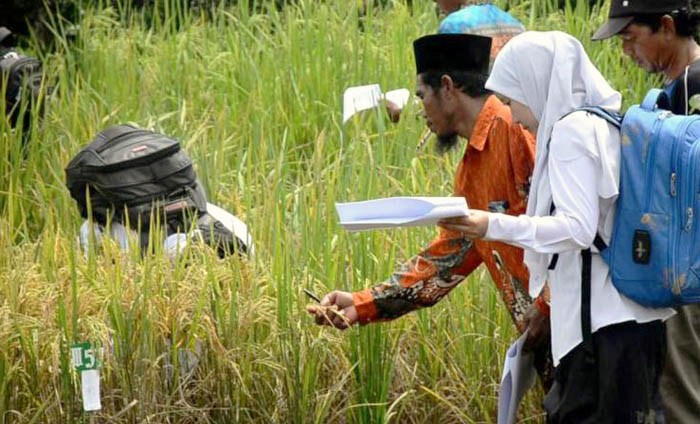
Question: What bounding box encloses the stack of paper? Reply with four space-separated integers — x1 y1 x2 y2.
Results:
498 331 537 424
335 196 468 232
342 84 411 123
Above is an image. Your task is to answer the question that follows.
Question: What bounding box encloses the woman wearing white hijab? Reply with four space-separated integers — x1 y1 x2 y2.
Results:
440 31 674 422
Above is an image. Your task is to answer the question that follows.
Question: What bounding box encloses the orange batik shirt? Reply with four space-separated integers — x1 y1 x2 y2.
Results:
352 95 549 333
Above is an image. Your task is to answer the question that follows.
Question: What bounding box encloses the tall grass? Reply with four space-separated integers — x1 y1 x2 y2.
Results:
0 0 657 422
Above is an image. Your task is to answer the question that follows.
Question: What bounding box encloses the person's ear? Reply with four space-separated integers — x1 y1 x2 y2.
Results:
659 14 678 39
440 74 455 96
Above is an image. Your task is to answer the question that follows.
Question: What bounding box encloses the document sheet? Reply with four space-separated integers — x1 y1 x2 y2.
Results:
498 330 537 424
335 196 468 231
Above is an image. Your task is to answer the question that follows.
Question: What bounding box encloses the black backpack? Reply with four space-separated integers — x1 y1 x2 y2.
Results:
66 124 208 229
0 27 43 132
66 124 249 257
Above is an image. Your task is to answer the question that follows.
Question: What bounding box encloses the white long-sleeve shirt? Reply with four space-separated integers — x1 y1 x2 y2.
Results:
485 111 674 365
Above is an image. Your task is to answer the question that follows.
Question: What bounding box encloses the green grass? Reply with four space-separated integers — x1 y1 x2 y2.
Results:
0 0 658 422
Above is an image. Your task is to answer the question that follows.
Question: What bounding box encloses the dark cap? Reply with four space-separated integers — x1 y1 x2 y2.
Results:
592 0 689 40
413 33 492 76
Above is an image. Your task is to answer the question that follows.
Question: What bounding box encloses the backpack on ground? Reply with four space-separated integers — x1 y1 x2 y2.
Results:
577 89 700 308
0 27 44 132
65 124 249 256
66 124 207 228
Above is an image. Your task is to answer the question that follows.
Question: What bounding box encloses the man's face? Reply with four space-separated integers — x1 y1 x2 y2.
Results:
617 23 668 73
416 74 459 153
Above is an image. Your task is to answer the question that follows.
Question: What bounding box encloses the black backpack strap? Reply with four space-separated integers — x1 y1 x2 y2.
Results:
546 198 602 363
580 233 608 362
593 233 607 252
581 247 595 362
549 246 596 363
548 202 559 270
548 254 559 270
575 106 622 128
547 107 623 150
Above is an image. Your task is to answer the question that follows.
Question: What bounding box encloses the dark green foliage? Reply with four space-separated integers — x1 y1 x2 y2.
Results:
0 0 79 46
1 0 418 45
0 0 297 43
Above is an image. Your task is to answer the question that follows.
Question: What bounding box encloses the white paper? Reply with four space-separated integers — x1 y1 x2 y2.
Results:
384 88 410 109
342 85 412 123
81 369 102 411
498 330 537 424
342 84 383 123
206 202 255 255
335 196 468 232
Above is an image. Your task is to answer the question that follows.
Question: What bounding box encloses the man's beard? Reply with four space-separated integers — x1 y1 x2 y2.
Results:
434 132 459 155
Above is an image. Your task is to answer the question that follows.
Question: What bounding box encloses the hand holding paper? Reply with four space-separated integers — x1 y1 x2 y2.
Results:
342 84 411 124
384 88 410 109
435 209 490 239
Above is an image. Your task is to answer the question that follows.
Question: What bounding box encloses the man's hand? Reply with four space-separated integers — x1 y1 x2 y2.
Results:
385 100 402 123
522 303 550 352
306 290 359 330
438 210 490 239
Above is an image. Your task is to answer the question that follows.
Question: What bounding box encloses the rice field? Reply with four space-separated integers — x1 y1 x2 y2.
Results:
0 0 659 422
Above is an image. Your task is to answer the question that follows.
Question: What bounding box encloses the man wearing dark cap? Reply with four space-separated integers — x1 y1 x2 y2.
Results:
385 1 525 122
593 1 700 422
308 33 554 390
593 0 700 114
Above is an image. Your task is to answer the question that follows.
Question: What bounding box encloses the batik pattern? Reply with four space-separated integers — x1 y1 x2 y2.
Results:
353 96 545 334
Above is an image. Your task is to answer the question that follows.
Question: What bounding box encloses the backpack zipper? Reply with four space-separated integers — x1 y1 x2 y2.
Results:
680 140 700 300
94 129 148 153
88 134 181 171
643 113 669 211
684 139 700 232
671 118 700 297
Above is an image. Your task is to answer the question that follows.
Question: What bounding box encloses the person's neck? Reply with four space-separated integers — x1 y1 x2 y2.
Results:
455 95 487 140
663 39 700 82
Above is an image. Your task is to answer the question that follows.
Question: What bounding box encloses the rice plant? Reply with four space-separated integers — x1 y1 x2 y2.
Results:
0 0 657 422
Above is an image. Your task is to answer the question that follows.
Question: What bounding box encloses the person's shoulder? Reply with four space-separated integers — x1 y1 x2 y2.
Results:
553 110 599 133
558 110 620 139
678 60 700 95
684 60 700 94
686 59 700 81
668 61 700 114
551 111 596 145
550 110 617 159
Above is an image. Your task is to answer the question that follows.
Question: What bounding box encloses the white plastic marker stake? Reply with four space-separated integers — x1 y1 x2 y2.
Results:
81 370 102 411
342 84 383 123
71 342 102 412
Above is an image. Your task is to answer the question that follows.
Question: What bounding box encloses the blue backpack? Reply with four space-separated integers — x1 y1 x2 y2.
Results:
583 89 700 308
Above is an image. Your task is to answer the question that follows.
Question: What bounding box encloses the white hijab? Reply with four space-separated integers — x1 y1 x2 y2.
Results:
485 31 622 297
